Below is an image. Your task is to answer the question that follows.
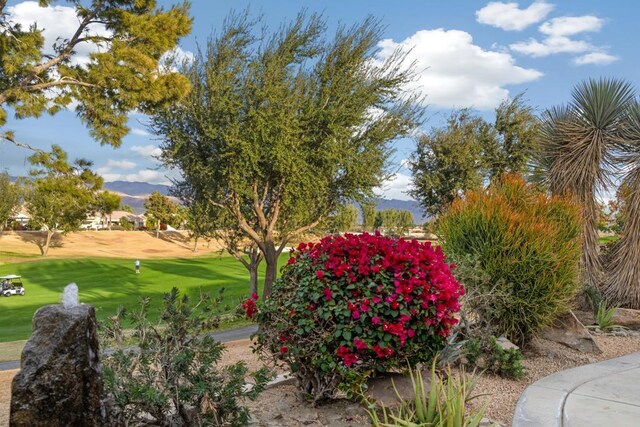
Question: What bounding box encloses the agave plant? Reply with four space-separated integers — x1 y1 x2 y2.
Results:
365 363 486 427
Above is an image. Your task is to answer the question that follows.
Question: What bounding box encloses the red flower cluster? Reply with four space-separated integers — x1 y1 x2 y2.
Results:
241 293 259 319
282 233 464 367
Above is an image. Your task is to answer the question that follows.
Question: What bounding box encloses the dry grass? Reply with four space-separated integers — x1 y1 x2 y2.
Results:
0 230 226 262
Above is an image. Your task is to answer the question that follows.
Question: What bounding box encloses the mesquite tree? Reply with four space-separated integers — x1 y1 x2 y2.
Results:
152 12 423 298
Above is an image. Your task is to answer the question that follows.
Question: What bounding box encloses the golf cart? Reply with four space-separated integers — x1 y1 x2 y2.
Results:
1 275 25 297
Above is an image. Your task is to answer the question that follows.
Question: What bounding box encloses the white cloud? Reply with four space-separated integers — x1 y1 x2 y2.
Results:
7 1 111 67
107 159 137 170
573 52 619 66
539 15 603 37
131 145 162 159
510 14 614 61
476 1 554 31
374 173 414 201
101 170 171 185
131 128 151 137
510 36 593 56
375 29 542 110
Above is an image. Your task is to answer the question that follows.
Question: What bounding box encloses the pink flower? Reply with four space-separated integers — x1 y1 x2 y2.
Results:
353 339 368 351
287 257 296 265
371 316 381 325
280 346 289 354
323 288 332 301
316 270 324 279
352 310 361 320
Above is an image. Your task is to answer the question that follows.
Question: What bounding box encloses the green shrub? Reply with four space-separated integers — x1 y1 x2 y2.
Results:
437 175 582 345
254 233 464 403
365 363 485 427
101 288 270 426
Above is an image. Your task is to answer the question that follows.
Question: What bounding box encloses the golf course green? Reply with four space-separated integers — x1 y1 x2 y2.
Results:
0 255 283 342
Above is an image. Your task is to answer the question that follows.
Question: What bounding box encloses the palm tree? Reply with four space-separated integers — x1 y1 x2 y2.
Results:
534 78 635 290
601 104 640 307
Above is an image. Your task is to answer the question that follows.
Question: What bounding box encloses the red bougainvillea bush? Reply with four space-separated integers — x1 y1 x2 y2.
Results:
253 232 464 402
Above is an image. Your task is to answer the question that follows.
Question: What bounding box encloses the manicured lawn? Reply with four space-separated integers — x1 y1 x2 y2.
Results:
598 235 619 244
0 255 283 342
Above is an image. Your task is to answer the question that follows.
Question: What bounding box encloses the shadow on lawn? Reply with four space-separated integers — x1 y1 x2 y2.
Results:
17 231 64 255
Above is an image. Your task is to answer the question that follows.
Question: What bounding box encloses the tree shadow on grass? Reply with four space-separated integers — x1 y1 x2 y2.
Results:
17 231 63 255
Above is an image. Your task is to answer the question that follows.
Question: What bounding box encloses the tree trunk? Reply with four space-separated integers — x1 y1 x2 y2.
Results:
193 236 199 253
248 247 262 296
156 222 160 239
108 214 112 230
42 230 53 256
262 241 278 300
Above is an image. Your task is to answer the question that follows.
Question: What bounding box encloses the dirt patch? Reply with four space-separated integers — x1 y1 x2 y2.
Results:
3 335 640 426
0 369 16 427
0 231 226 261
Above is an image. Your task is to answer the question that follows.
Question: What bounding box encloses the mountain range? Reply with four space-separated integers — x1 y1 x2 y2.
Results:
103 181 428 224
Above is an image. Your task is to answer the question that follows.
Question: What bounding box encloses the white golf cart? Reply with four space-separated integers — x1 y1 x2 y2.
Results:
1 275 25 297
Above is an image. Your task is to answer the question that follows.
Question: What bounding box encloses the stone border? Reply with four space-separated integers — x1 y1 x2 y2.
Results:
512 352 640 426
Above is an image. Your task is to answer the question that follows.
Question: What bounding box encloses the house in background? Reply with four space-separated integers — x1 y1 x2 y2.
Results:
105 211 146 229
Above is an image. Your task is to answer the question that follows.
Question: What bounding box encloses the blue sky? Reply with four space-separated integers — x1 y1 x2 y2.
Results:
1 0 639 200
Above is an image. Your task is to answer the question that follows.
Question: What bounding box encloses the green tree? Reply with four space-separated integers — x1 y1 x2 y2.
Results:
95 190 121 230
484 93 539 179
534 78 635 291
361 202 377 232
25 145 102 255
396 209 414 235
1 0 192 148
152 12 422 298
409 109 491 217
322 204 358 234
144 191 177 238
120 204 134 214
0 172 21 231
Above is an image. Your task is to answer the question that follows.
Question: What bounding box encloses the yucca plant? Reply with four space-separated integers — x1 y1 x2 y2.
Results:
365 363 486 427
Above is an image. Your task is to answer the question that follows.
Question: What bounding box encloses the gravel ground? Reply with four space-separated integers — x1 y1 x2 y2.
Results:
471 334 640 425
3 335 640 426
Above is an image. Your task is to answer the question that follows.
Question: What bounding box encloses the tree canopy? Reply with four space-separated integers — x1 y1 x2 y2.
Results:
409 96 539 217
96 190 121 229
1 0 192 148
25 145 102 255
144 191 177 238
151 11 423 297
0 172 21 230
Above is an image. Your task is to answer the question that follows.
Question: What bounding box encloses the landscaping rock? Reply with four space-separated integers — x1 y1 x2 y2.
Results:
541 311 602 354
611 308 640 330
496 337 519 351
10 304 112 427
366 372 427 409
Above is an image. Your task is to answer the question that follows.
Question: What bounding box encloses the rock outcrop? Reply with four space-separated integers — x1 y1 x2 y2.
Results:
10 304 110 426
541 311 602 354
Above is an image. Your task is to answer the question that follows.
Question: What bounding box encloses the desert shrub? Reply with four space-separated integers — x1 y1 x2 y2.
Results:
365 363 485 427
437 175 582 345
463 336 524 379
101 288 270 426
254 232 464 402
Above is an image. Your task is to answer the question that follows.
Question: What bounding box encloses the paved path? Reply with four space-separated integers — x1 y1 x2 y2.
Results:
513 352 640 426
0 324 258 372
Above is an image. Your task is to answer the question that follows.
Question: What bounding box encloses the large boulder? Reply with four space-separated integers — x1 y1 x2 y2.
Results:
10 304 111 426
612 308 640 330
541 311 602 354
